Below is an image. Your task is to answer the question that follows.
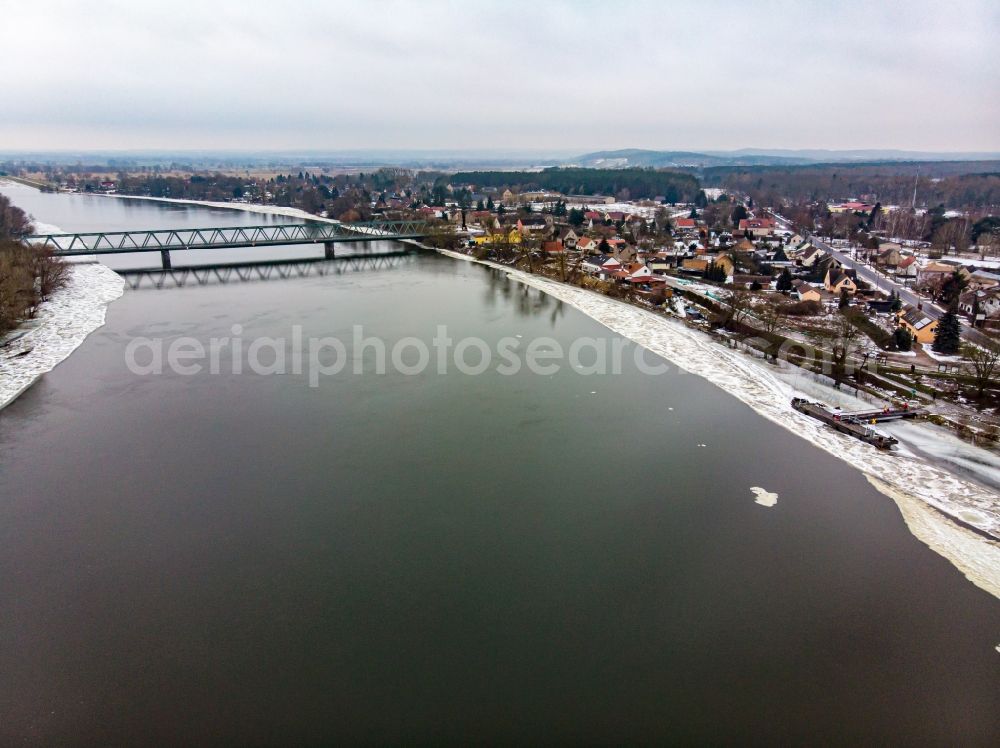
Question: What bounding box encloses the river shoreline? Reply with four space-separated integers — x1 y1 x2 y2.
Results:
0 262 125 411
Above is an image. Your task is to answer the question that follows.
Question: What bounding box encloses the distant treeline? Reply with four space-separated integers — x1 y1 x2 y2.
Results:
704 161 1000 211
446 167 701 202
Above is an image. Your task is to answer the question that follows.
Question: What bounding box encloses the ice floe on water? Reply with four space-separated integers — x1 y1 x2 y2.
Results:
751 487 778 508
435 248 1000 599
0 263 124 410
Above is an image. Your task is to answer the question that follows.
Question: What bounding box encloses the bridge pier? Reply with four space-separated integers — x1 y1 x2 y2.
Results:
324 241 336 259
160 249 172 269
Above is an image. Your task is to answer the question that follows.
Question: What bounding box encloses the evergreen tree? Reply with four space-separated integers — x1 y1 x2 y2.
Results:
939 270 967 306
893 326 913 352
486 196 495 211
839 288 851 309
776 267 793 292
476 199 485 211
932 304 962 354
890 290 902 312
867 202 882 227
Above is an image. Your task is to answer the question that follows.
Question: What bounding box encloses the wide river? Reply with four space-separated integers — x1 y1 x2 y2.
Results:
1 184 998 744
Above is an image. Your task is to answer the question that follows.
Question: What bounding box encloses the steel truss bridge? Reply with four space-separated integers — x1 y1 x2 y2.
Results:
118 252 413 290
24 220 429 268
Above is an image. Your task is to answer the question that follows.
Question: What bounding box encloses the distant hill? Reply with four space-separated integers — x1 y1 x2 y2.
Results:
575 148 1000 169
574 149 811 168
712 148 1000 163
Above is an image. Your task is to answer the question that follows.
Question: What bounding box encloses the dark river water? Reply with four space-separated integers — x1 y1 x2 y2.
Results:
1 184 998 744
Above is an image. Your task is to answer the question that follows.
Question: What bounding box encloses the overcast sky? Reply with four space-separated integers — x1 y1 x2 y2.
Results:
4 0 998 153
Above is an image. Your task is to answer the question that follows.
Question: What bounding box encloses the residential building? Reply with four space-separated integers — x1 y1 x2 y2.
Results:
897 306 938 344
824 267 858 295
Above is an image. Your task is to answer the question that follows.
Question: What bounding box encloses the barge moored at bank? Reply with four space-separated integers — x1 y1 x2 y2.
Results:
790 398 926 450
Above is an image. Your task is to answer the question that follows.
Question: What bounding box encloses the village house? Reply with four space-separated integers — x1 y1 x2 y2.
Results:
681 257 710 274
472 228 522 246
682 254 734 277
793 280 823 303
518 215 551 235
895 255 918 280
797 245 824 268
824 266 858 295
968 269 1000 291
712 254 736 276
612 243 639 264
737 217 776 238
897 306 938 344
829 201 876 214
582 255 621 279
559 228 578 250
958 288 1000 321
542 240 564 255
875 245 903 268
565 194 615 206
575 236 597 253
647 254 673 273
917 260 969 289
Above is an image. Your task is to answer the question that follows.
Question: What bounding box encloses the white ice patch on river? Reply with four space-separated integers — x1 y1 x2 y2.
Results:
751 487 778 507
0 263 125 410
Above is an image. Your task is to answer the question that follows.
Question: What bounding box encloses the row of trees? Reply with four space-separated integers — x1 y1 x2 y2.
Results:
0 194 69 335
712 162 1000 212
446 167 702 202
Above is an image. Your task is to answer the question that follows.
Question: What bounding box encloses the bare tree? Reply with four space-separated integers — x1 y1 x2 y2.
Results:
0 194 35 240
964 341 1000 403
725 287 754 331
756 301 786 337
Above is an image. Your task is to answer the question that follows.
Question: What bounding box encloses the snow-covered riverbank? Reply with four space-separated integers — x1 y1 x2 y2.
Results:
435 247 1000 600
102 193 339 224
0 263 125 410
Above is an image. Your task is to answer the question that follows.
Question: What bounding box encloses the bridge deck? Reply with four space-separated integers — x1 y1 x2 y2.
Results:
24 220 428 255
